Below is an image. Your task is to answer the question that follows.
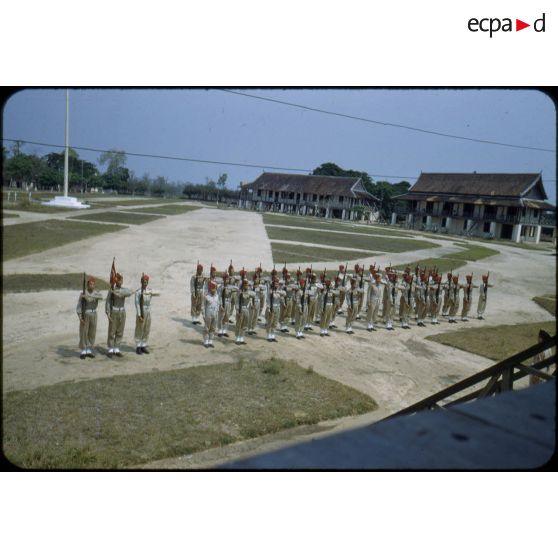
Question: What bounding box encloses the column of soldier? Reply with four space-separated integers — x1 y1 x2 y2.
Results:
192 261 493 348
75 260 492 358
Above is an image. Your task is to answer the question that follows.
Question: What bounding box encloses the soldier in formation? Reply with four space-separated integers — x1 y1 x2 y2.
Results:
106 272 133 357
477 273 492 320
190 263 205 324
203 280 220 347
134 273 159 355
77 276 103 359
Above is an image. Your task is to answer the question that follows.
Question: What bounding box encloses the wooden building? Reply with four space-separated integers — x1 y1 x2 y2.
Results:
238 172 379 220
393 172 556 244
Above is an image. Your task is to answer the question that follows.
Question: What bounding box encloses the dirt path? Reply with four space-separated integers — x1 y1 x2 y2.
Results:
2 208 555 467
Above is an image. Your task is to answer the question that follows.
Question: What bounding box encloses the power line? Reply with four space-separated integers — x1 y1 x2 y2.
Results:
218 89 556 154
3 137 555 183
0 138 419 181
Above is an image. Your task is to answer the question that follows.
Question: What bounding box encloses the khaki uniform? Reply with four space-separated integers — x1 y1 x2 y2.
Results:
415 281 427 325
398 282 413 328
306 282 319 328
345 286 363 332
429 282 443 323
314 281 324 323
77 289 103 354
280 281 296 331
234 288 254 343
134 287 157 349
366 282 382 330
266 287 285 340
383 280 397 329
337 272 347 313
442 280 452 316
319 287 337 335
477 282 489 318
106 286 133 352
248 283 265 333
294 288 309 338
190 273 206 323
356 276 366 318
217 283 237 336
203 291 221 346
447 283 461 322
461 283 475 321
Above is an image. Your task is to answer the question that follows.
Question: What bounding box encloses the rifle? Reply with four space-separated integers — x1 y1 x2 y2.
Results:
283 262 287 282
140 272 145 320
81 272 86 320
359 264 364 289
408 274 413 305
301 278 307 312
109 257 116 314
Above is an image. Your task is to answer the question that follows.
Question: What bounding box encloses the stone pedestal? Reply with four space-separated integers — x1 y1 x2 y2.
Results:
41 196 90 209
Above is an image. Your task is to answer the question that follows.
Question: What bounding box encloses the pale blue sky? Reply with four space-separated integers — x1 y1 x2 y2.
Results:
3 88 556 203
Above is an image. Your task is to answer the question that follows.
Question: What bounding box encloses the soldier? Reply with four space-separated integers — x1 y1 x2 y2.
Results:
356 265 366 320
415 272 428 327
248 273 265 335
383 270 397 330
477 273 493 319
366 272 382 331
461 274 477 321
429 273 443 324
203 280 221 347
294 278 309 339
77 276 103 359
398 273 413 329
441 272 453 316
234 278 253 344
256 266 266 322
106 272 133 357
319 279 336 336
345 277 363 334
305 272 319 330
446 275 462 323
266 278 285 341
315 271 326 324
190 263 206 324
336 264 347 314
330 276 343 328
134 273 159 355
279 273 295 332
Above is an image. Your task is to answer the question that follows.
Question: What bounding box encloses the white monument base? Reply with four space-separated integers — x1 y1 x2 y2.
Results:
41 196 90 209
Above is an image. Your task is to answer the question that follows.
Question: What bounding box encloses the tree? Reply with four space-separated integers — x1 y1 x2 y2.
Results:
217 173 228 188
98 149 129 193
98 150 127 174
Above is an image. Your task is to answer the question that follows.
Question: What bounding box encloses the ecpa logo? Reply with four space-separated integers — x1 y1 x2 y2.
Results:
468 13 546 37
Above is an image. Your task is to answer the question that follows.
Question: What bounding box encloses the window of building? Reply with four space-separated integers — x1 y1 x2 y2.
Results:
422 216 427 224
339 196 344 203
443 202 453 213
483 221 490 233
313 194 317 201
441 217 447 227
289 192 294 199
463 220 468 230
534 209 539 218
257 189 262 197
426 201 434 212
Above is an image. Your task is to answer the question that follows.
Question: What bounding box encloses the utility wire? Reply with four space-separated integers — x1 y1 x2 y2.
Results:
0 138 419 181
218 89 556 154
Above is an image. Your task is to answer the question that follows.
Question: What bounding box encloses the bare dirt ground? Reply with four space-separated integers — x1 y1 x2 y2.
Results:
2 206 555 468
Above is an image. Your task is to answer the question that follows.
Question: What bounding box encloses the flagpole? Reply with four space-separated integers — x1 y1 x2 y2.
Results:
63 89 70 198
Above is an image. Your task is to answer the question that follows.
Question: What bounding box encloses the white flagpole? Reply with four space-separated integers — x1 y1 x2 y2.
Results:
63 89 70 198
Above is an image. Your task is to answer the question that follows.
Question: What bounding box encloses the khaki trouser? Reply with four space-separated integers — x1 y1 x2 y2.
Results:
357 291 364 316
204 314 217 341
134 312 152 346
294 304 307 334
235 308 250 337
346 304 358 329
338 289 346 312
266 306 280 334
79 312 98 349
383 299 394 324
448 298 459 318
248 301 260 331
218 300 232 332
307 298 318 325
431 297 442 320
417 298 428 321
442 291 451 315
191 292 203 318
320 304 334 331
399 296 411 325
477 296 487 317
280 298 293 326
461 298 471 319
107 311 126 349
366 298 380 325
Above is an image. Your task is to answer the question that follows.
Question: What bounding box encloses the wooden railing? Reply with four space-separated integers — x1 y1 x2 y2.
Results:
383 336 556 421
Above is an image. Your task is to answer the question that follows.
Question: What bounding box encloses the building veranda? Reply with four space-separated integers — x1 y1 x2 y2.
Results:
393 172 556 244
238 172 379 221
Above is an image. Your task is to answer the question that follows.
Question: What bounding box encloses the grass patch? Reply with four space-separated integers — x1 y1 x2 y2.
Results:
123 204 200 215
3 212 19 218
395 244 500 274
533 295 556 316
2 220 127 261
266 226 438 253
263 214 413 237
68 211 164 225
271 242 376 265
87 198 180 208
3 358 377 469
3 200 76 213
426 321 556 361
3 273 111 293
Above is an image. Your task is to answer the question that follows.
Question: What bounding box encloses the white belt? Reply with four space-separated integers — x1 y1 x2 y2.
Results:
111 306 125 312
85 309 97 314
